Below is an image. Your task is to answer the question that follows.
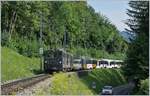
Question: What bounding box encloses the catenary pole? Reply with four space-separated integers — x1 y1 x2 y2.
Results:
40 9 43 71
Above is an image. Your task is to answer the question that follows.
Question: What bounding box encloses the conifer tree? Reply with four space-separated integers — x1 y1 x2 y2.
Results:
123 1 149 80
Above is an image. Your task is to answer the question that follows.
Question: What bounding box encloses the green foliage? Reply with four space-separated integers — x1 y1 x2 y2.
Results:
35 69 126 95
49 72 94 95
1 1 127 58
80 69 126 94
69 47 126 60
137 79 149 95
1 47 40 82
122 1 149 80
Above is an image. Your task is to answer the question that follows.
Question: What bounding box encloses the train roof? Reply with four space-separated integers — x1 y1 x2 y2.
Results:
98 59 123 62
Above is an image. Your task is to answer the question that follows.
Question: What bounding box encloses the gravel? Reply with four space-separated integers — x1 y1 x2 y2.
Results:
16 77 52 95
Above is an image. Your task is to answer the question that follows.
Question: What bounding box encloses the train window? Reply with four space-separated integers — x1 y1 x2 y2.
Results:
110 61 115 65
56 51 62 58
92 60 97 64
73 60 81 64
99 61 108 65
44 52 54 58
81 59 86 64
86 60 92 64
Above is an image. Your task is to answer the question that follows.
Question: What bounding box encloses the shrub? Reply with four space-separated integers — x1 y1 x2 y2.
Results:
137 79 149 95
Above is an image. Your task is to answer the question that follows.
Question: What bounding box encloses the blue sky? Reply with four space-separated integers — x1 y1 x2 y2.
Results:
87 0 130 31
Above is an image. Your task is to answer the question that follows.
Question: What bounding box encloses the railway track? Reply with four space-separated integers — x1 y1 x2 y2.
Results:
1 70 91 95
1 74 50 95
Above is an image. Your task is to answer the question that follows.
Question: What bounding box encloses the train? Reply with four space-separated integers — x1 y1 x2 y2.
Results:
43 49 73 72
43 49 123 72
96 59 123 68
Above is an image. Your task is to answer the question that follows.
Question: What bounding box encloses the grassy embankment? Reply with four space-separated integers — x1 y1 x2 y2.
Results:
1 47 40 82
36 69 126 95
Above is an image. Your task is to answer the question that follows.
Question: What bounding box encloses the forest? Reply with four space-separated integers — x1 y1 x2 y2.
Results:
1 1 128 59
1 1 149 95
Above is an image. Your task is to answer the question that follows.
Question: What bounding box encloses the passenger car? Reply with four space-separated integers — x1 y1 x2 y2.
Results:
97 59 123 68
72 58 82 70
101 86 113 95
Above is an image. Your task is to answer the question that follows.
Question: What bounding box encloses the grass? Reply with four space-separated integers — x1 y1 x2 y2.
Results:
36 72 95 95
1 47 40 82
35 69 126 95
81 69 126 94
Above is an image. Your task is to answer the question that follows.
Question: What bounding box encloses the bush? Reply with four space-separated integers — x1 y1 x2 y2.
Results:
5 36 40 57
137 79 149 95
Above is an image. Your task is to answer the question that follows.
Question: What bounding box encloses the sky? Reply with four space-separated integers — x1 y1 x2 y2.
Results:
87 0 130 31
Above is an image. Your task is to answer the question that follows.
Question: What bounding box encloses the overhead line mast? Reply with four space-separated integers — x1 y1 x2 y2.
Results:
39 2 43 71
63 26 67 51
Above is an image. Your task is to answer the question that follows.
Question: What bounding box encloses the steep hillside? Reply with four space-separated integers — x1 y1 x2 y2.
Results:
2 1 127 59
1 47 40 82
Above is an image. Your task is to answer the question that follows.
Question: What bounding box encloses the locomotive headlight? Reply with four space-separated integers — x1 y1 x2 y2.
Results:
44 60 47 63
59 61 62 64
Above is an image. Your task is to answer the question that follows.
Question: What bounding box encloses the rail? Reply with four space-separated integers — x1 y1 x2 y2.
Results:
1 74 50 95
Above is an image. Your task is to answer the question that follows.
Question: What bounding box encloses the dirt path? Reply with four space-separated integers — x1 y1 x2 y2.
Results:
112 82 135 95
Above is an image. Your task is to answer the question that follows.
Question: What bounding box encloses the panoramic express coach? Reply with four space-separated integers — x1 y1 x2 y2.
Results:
96 59 123 68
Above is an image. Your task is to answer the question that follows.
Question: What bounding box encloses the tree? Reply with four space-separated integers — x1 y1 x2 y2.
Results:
1 1 127 58
122 1 149 81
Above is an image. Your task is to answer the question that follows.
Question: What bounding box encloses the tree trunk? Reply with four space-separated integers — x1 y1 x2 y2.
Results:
9 10 17 42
